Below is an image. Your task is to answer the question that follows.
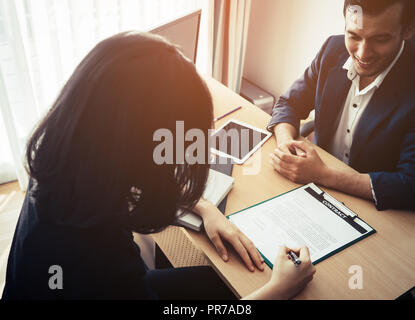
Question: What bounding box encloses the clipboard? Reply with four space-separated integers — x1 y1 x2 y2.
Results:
227 183 376 267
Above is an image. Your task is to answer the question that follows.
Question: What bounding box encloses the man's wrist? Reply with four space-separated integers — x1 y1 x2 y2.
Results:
274 131 295 147
320 165 336 187
276 137 294 148
274 123 297 147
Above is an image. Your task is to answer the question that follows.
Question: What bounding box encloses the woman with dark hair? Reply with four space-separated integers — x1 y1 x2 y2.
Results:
2 32 315 300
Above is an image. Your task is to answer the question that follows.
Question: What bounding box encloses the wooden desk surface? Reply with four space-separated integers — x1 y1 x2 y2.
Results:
153 77 415 300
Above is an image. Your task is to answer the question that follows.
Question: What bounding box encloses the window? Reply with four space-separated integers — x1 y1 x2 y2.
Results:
0 0 207 186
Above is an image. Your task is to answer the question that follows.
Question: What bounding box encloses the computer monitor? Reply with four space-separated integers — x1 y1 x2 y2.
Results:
150 10 201 64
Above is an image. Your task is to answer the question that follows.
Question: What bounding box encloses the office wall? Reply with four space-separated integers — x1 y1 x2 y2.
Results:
243 0 345 100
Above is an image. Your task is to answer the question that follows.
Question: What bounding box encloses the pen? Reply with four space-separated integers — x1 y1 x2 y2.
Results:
214 106 242 122
288 251 302 266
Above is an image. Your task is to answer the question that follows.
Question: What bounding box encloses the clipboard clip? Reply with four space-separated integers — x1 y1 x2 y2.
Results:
318 190 359 220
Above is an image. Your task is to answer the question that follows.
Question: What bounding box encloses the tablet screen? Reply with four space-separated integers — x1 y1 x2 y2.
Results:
210 120 269 162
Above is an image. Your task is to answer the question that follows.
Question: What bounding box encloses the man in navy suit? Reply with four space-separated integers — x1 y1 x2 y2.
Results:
268 0 415 211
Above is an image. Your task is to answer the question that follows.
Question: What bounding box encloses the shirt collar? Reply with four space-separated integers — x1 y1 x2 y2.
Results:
343 41 405 95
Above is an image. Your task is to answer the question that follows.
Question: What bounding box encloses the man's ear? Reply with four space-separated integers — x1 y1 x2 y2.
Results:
403 19 415 40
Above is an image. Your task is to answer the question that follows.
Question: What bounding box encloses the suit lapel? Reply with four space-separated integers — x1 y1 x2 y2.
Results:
349 83 399 164
318 66 351 149
350 44 412 164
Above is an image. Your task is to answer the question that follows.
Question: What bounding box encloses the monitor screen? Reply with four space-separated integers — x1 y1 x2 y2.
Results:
150 10 201 64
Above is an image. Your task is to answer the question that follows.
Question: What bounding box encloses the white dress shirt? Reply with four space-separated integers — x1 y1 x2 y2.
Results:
328 41 405 202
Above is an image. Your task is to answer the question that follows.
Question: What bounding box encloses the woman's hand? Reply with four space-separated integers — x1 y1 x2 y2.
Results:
267 246 316 299
193 199 264 272
243 246 316 300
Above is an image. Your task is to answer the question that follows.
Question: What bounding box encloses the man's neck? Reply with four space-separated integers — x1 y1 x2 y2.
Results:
359 75 377 91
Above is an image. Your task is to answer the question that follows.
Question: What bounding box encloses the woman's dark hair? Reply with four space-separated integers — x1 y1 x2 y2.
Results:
343 0 415 30
26 32 213 233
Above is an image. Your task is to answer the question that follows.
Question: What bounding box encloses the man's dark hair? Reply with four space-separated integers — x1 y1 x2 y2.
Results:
343 0 415 29
26 32 213 233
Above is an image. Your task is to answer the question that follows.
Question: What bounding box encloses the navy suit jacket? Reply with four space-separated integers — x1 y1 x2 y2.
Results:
268 35 415 211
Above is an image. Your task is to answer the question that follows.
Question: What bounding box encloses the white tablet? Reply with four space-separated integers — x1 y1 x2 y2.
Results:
210 119 271 164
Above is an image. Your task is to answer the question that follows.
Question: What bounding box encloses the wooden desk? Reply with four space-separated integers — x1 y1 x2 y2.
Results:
152 77 415 300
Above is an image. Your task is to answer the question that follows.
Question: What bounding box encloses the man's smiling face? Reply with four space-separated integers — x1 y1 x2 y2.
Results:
345 2 409 80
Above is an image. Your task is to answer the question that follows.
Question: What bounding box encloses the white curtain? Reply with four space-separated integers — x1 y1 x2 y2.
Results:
212 0 251 93
0 0 206 189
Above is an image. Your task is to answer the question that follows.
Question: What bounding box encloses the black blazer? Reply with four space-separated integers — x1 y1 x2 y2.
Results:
268 35 415 211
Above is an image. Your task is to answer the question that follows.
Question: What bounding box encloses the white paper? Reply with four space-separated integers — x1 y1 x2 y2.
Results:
203 169 235 206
